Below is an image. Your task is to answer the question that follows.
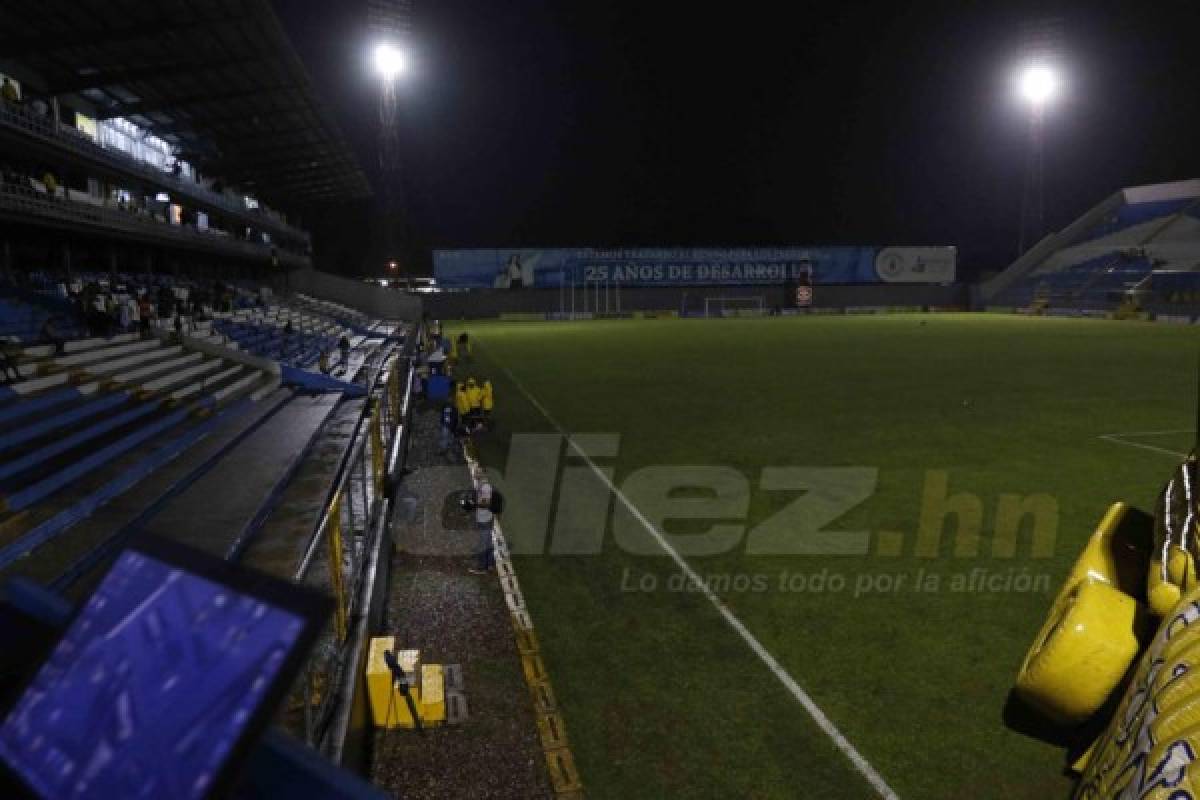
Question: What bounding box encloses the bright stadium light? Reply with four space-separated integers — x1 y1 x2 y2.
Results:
1017 64 1059 107
373 42 408 81
1014 58 1062 255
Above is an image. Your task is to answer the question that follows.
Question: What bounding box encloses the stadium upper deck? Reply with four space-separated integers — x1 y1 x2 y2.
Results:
0 0 370 275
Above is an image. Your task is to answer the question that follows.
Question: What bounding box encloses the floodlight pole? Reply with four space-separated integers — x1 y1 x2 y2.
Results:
1019 103 1046 255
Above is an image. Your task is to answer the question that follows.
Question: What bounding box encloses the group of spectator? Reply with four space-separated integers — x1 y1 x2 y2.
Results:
0 160 63 202
421 330 471 378
436 377 495 453
0 271 272 362
415 323 506 573
57 278 254 339
1 77 50 118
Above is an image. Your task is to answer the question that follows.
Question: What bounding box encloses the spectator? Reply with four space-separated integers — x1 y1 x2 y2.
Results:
465 378 484 420
0 338 21 383
427 343 447 376
0 78 17 105
468 480 499 575
338 334 351 365
120 296 136 332
137 295 154 334
454 381 471 418
40 315 65 355
481 379 494 419
157 284 174 318
42 170 58 198
438 401 458 458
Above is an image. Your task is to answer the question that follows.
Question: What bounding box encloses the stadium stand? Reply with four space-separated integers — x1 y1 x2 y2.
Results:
0 2 437 795
0 326 278 558
984 178 1200 312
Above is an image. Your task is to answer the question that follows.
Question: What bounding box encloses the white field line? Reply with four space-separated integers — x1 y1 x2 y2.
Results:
1100 429 1194 437
492 359 899 800
1098 433 1188 459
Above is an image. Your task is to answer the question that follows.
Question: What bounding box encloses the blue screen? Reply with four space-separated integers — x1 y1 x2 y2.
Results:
0 550 304 799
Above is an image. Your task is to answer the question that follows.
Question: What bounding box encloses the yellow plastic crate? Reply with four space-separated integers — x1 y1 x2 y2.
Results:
420 664 446 725
366 637 422 729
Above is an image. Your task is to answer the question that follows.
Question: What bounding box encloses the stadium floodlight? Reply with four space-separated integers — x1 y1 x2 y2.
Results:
1017 64 1059 108
1015 60 1061 255
373 42 408 81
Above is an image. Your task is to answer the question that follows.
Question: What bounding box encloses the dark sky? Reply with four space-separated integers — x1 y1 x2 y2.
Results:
272 0 1200 280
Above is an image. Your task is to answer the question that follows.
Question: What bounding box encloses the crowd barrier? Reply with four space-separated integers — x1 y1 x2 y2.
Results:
289 325 418 768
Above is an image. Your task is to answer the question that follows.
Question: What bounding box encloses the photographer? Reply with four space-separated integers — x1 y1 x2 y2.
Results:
438 401 459 459
462 479 504 575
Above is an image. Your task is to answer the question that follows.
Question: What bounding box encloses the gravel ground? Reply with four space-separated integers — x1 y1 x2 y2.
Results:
370 404 554 799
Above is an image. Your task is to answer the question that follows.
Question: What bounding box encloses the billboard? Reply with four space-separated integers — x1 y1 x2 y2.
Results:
433 247 956 289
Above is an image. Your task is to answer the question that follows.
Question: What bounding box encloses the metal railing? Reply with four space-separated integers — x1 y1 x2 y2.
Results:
0 181 311 268
0 101 310 247
290 325 418 753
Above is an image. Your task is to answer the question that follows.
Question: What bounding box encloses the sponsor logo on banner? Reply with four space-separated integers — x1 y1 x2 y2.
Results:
874 247 957 283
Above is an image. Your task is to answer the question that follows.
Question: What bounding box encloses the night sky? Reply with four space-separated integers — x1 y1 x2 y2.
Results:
272 0 1200 281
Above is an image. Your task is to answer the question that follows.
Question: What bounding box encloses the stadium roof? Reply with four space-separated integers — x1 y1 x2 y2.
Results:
0 0 372 207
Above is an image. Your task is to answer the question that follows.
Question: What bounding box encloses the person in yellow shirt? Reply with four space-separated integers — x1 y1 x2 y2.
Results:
455 382 471 417
481 380 494 417
465 378 483 419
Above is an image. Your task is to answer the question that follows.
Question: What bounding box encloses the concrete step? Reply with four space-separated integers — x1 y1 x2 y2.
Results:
62 333 139 354
55 339 161 368
9 372 71 396
213 371 265 404
83 345 184 377
20 344 55 360
112 352 204 385
141 359 223 392
170 364 244 401
0 399 161 482
0 391 131 453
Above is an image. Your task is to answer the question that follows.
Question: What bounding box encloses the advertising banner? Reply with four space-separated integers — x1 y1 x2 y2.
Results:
433 247 955 289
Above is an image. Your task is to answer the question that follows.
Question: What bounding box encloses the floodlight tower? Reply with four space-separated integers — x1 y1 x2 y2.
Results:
1016 20 1063 256
1017 64 1059 254
369 0 413 280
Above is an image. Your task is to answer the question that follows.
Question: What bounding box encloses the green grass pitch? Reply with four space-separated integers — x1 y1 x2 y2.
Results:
449 313 1197 799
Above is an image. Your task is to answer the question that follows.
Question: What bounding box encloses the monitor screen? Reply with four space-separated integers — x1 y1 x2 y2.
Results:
0 547 309 800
